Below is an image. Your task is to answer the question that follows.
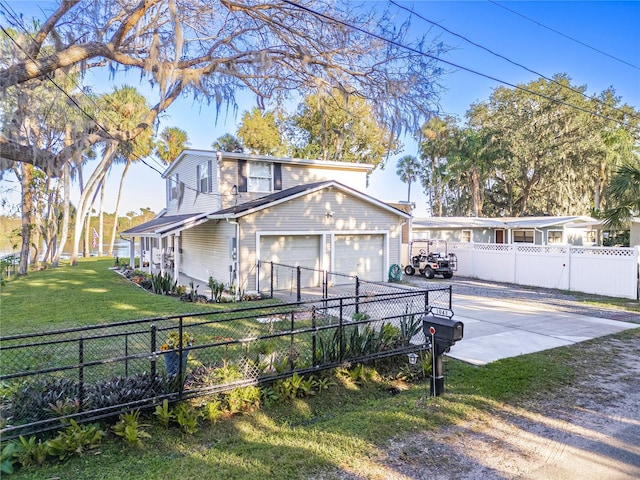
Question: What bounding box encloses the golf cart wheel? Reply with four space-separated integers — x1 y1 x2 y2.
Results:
424 267 435 279
404 265 415 276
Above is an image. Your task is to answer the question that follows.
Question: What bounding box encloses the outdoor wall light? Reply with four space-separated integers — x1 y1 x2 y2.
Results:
407 353 418 365
326 211 334 218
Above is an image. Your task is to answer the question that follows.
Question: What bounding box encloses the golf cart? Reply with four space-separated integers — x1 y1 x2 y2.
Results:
404 240 457 279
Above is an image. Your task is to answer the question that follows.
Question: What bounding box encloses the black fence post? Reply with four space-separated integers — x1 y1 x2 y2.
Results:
125 334 129 378
78 337 84 412
178 317 184 398
355 276 360 315
270 261 274 299
150 324 157 377
296 266 302 302
289 311 295 370
311 306 317 367
424 290 430 311
448 285 452 309
339 298 344 362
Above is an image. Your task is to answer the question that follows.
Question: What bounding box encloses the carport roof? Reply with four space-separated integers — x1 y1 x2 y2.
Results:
121 212 207 237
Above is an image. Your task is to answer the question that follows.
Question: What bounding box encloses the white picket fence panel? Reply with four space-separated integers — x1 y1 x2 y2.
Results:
402 242 640 299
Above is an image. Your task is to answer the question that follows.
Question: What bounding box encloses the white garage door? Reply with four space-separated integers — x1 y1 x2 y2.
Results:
334 234 384 281
259 235 322 290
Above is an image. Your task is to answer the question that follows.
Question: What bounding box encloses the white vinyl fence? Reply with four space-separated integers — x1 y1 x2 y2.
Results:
403 243 640 300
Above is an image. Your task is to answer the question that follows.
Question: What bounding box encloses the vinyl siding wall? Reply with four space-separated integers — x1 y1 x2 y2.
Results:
180 220 234 284
165 152 220 216
217 159 368 210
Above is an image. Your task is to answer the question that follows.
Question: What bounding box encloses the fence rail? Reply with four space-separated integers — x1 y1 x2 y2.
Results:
0 286 451 440
257 260 416 302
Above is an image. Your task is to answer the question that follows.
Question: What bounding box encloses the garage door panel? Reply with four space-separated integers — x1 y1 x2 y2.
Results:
334 234 384 281
259 235 321 290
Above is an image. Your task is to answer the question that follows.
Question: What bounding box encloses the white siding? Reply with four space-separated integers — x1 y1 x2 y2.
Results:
179 220 233 285
165 152 220 216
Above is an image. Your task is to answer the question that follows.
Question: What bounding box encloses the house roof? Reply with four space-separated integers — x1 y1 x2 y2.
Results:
122 181 409 238
121 213 207 237
412 215 603 230
163 149 375 178
209 180 411 220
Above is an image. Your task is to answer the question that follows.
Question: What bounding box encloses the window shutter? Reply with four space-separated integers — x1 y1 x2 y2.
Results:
196 164 201 193
208 160 213 192
238 159 247 192
166 177 170 200
273 163 282 190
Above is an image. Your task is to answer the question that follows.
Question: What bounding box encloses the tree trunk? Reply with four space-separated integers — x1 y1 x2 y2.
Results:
109 161 131 256
70 142 117 265
17 164 34 275
53 157 72 266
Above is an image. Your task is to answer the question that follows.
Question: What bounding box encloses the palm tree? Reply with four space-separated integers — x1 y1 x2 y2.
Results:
157 127 190 164
420 116 457 216
603 162 640 229
395 155 421 203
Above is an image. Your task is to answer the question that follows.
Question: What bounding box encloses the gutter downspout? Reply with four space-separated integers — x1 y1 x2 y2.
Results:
225 216 240 300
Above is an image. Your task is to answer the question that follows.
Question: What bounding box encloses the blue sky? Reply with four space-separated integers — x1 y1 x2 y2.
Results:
2 1 639 217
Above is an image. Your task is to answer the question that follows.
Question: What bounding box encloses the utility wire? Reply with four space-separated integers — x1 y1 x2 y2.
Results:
281 0 638 131
390 0 639 121
489 0 640 71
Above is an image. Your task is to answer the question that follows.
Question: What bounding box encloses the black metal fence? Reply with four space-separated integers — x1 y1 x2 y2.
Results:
256 261 419 302
0 286 451 440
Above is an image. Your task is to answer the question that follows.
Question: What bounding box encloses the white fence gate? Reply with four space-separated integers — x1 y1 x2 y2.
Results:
402 243 640 300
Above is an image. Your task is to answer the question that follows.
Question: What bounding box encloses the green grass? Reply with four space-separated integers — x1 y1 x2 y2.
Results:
3 258 640 479
0 257 275 335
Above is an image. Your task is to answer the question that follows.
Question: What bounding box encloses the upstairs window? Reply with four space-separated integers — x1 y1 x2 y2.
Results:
513 229 534 243
461 230 472 243
248 161 272 192
168 174 179 200
197 160 212 193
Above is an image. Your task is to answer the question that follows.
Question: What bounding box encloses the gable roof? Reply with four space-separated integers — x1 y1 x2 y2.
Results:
163 149 375 177
413 216 603 230
123 181 409 238
209 180 410 220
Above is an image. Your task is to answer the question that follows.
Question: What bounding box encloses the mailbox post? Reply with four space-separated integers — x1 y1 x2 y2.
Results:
423 307 463 397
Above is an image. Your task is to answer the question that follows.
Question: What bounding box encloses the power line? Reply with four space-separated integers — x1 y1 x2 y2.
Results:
389 0 639 121
489 0 640 71
281 0 638 131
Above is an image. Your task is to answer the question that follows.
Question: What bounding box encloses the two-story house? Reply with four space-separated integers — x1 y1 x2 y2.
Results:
122 150 409 293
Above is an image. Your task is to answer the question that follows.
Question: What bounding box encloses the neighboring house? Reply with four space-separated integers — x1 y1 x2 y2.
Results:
630 218 640 247
122 150 409 292
411 216 604 246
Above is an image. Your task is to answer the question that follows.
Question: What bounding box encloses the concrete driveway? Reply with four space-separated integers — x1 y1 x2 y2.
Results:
446 293 640 365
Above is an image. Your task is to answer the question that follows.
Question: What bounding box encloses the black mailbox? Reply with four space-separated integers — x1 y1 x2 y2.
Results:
423 314 463 347
423 308 464 397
